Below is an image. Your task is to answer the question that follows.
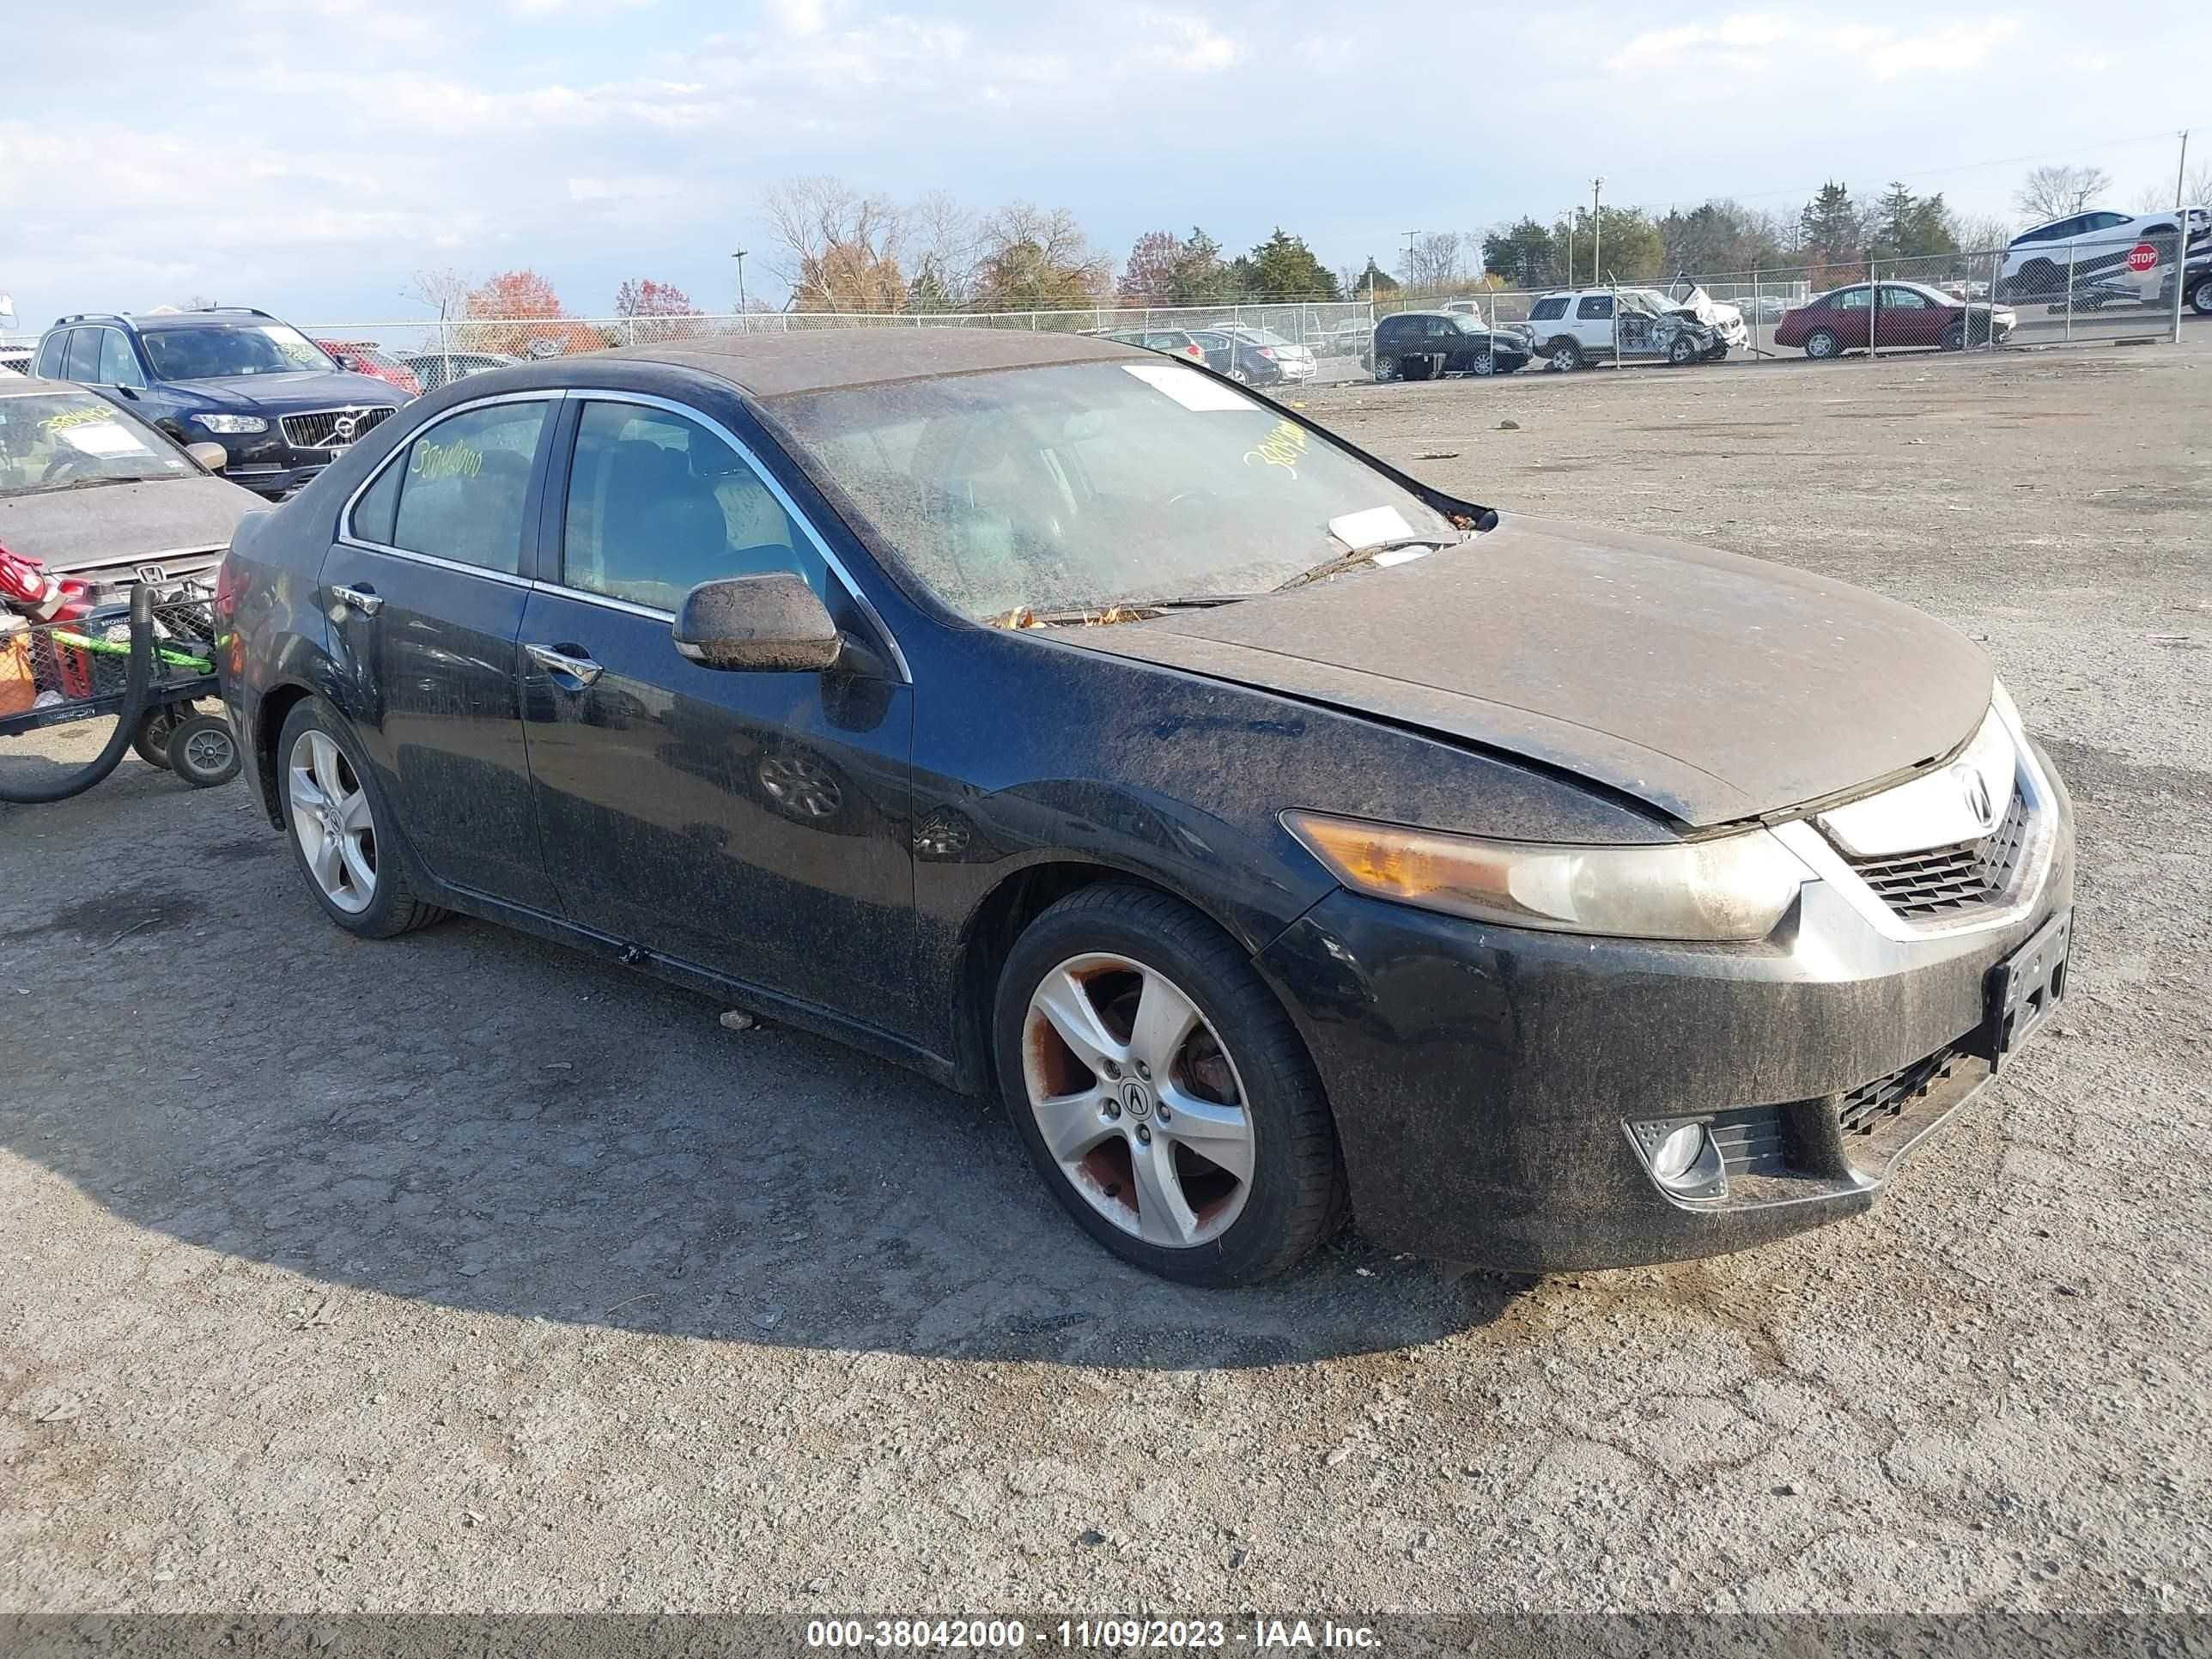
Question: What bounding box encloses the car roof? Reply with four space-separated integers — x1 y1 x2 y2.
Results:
593 325 1146 399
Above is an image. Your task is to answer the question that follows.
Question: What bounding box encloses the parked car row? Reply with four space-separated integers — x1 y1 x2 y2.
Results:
1098 325 1318 386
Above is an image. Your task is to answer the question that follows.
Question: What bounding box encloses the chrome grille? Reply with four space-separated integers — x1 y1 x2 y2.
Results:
1838 1044 1965 1136
281 406 394 452
1844 786 2029 919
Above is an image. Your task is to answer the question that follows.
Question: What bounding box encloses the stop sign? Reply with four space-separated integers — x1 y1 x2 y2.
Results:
2127 242 2160 273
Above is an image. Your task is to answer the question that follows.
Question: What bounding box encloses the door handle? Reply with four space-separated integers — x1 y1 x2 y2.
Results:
526 642 605 687
331 583 383 617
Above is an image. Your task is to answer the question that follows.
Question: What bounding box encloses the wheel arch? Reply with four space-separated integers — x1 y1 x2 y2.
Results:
249 678 319 827
947 855 1312 1100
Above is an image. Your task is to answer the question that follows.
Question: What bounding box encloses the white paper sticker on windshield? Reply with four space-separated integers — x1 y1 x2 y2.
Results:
1327 505 1415 551
1121 362 1254 411
57 421 147 459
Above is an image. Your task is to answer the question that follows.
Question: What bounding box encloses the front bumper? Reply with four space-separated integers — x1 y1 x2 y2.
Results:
1259 750 2076 1272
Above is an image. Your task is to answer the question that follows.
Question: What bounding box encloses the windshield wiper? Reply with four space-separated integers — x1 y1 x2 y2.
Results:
988 594 1260 629
1271 536 1457 594
19 477 146 495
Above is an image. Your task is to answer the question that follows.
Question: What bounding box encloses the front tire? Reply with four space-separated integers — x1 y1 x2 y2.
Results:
276 697 447 939
993 884 1345 1285
2192 275 2212 317
1667 335 1698 365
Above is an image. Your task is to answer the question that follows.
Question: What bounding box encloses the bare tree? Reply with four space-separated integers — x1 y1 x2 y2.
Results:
762 176 907 310
2014 165 2112 222
971 202 1113 309
1405 231 1463 290
1951 212 2015 254
407 268 473 321
907 189 985 308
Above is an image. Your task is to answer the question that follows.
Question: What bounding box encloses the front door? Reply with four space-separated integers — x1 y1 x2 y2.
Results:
319 392 561 910
517 393 915 1022
1876 284 1945 349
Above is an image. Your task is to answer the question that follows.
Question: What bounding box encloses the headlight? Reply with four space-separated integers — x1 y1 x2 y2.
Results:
192 414 268 434
1284 812 1812 942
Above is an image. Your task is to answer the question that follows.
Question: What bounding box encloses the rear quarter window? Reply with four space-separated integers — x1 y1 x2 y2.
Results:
1528 297 1571 321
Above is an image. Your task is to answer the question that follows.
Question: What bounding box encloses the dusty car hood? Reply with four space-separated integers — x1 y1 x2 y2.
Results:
0 475 257 574
175 369 403 412
1061 514 1992 828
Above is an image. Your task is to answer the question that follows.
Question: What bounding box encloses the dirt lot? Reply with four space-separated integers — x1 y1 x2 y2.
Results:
3 343 2208 1620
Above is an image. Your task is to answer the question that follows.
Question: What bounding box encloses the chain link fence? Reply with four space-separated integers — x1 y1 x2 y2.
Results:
304 301 1380 395
305 218 2205 401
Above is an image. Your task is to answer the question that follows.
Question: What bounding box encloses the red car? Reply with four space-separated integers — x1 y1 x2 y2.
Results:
1774 283 2017 359
313 339 423 398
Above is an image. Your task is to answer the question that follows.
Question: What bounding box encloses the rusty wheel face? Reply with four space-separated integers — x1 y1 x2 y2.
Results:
1021 952 1254 1249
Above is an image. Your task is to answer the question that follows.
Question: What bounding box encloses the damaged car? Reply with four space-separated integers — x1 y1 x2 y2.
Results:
1527 285 1742 370
222 329 2075 1285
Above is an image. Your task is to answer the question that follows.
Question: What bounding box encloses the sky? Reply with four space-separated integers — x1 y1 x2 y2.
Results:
3 0 2206 334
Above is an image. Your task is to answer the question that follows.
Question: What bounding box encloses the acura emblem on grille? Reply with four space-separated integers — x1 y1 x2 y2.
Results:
1954 764 1994 831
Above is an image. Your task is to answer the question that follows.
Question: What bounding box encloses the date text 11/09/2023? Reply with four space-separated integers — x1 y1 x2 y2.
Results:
805 1619 1382 1650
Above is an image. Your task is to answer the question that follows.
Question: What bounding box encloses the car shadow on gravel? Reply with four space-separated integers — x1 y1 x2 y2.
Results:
0 788 1528 1370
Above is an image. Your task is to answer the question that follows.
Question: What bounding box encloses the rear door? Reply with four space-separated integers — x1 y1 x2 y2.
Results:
1572 293 1614 355
517 391 915 1018
1828 285 1873 348
321 392 562 910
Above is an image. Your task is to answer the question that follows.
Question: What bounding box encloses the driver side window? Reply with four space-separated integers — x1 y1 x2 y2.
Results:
560 400 828 613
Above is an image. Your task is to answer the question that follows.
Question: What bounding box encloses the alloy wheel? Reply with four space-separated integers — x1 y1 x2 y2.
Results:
289 730 378 914
1021 952 1255 1249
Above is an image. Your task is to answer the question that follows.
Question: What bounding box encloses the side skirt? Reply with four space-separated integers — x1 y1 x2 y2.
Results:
432 878 965 1096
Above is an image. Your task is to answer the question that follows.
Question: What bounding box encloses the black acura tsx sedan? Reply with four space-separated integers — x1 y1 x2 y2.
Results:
218 327 2075 1285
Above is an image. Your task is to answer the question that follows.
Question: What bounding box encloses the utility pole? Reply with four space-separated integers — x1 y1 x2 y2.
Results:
2177 131 2191 209
1403 229 1420 290
732 249 749 314
1591 177 1605 285
1563 210 1577 286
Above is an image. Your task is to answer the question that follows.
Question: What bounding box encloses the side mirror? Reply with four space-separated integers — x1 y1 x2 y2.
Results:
186 441 228 471
673 572 842 673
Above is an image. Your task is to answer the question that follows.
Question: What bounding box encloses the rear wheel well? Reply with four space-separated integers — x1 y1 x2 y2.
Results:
252 683 314 827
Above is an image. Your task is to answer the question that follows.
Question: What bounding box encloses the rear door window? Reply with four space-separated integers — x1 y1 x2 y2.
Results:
387 400 551 575
1576 295 1613 320
97 331 146 388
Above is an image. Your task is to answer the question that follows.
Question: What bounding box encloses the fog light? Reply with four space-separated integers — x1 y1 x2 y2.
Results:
1651 1123 1706 1182
1629 1118 1728 1200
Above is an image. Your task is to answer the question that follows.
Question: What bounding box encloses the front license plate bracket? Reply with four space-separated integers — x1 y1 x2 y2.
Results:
1984 908 2070 1073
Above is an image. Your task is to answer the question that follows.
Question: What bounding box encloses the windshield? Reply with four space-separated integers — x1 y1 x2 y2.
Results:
769 360 1462 621
0 392 191 495
142 324 333 380
1620 289 1674 315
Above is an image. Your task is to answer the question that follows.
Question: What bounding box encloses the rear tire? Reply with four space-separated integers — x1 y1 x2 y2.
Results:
2192 275 2212 317
276 696 448 939
1803 327 1842 360
1546 338 1583 372
993 884 1346 1285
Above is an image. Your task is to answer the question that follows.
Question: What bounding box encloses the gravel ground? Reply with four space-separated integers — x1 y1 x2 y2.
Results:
2 341 2208 1620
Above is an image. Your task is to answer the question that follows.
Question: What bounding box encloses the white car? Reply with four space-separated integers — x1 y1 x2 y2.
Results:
1997 208 2210 304
1522 286 1744 371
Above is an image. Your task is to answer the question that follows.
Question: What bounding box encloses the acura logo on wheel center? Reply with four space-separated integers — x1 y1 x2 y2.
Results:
1120 1080 1152 1120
